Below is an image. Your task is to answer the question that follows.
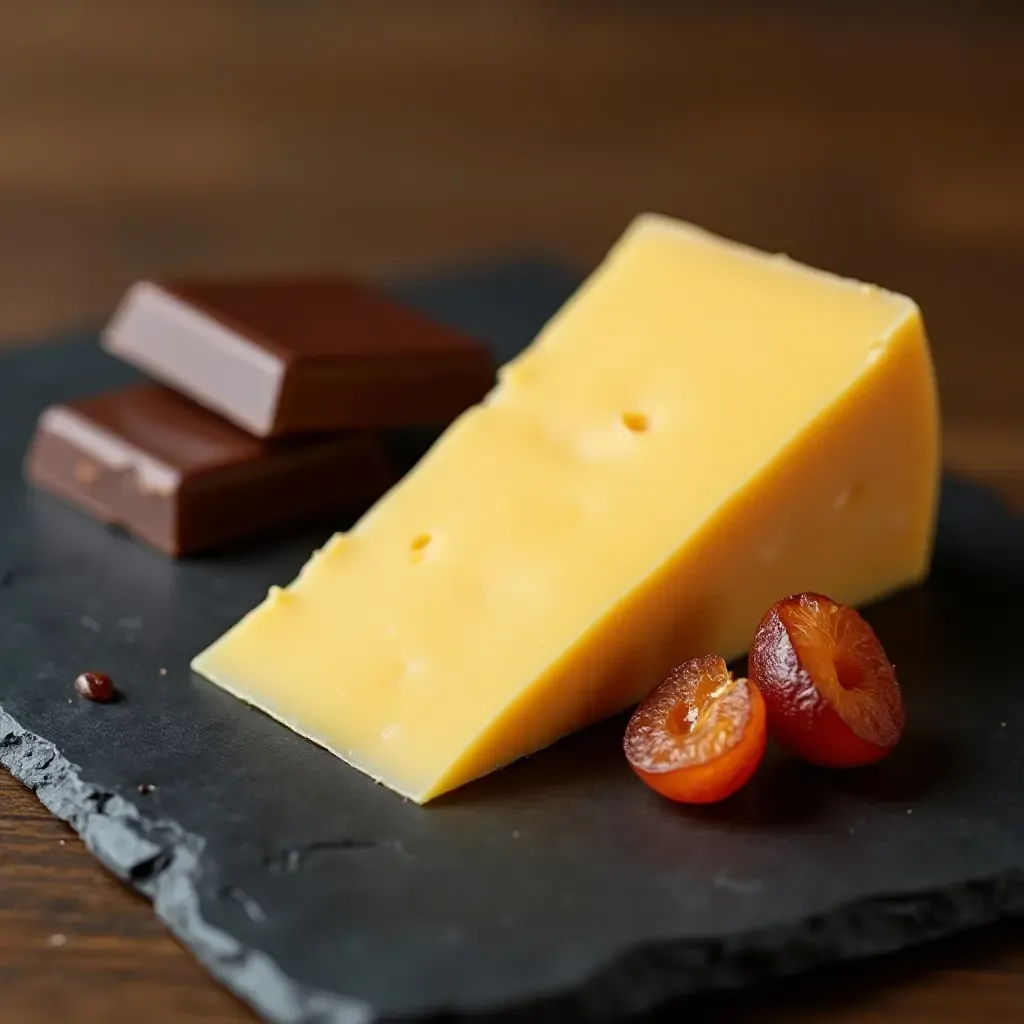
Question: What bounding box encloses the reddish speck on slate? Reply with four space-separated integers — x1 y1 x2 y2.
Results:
74 671 116 702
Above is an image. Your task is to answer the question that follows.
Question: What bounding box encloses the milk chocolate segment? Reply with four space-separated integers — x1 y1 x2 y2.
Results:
24 384 392 557
102 278 495 437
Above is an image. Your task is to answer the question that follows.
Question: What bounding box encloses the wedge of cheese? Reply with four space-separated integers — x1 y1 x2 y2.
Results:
192 214 940 803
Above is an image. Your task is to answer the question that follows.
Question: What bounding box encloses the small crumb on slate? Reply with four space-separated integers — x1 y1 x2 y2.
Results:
74 671 116 702
1001 722 1007 728
137 783 157 795
80 615 102 633
907 809 913 815
159 668 167 676
47 934 67 947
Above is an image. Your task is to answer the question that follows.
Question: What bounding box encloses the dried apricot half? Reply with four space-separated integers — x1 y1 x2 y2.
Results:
623 654 767 804
749 593 905 768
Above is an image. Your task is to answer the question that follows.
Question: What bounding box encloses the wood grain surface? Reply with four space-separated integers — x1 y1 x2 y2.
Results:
0 2 1021 1021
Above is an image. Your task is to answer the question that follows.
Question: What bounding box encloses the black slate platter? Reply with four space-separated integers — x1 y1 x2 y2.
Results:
1 261 1023 1024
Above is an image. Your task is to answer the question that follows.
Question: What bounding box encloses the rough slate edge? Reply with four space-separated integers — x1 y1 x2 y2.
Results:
0 711 369 1024
3 263 1024 1023
4 698 1024 1024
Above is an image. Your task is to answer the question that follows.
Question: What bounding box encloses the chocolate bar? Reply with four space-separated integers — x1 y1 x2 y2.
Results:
24 384 391 557
102 278 495 437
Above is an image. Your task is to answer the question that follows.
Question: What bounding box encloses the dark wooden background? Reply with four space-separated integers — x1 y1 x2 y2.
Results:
1 2 1022 1021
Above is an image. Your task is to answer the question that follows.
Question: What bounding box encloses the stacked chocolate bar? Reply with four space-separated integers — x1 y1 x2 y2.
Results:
24 277 494 556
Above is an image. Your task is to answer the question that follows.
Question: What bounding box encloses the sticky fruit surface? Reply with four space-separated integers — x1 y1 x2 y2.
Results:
749 593 905 767
623 654 766 803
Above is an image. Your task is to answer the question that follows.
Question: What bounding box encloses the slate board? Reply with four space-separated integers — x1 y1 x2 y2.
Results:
1 261 1023 1024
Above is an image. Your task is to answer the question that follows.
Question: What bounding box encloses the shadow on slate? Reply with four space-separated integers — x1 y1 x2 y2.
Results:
0 259 1023 1024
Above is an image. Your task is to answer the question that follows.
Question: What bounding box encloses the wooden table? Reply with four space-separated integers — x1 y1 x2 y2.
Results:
1 3 1021 1020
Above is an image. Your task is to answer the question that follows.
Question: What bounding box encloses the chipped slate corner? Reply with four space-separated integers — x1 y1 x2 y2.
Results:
0 707 372 1024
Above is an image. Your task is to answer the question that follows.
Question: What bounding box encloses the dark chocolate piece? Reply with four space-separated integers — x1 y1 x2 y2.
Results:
24 383 391 557
73 671 116 702
101 277 495 437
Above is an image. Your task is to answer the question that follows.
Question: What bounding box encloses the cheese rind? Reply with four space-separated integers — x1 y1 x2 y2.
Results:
192 214 940 803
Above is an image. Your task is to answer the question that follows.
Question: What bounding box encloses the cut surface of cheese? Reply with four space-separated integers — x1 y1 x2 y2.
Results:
192 214 940 803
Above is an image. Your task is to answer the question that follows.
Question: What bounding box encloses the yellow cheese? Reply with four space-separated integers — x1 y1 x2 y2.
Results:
192 214 940 803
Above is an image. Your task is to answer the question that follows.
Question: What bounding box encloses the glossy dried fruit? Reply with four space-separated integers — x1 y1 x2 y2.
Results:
624 654 766 804
749 593 905 767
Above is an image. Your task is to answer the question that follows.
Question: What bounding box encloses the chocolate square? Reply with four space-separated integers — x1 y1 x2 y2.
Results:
25 384 391 556
102 278 495 437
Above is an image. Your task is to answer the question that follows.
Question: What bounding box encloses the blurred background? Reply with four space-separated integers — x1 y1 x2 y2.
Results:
1 0 1022 483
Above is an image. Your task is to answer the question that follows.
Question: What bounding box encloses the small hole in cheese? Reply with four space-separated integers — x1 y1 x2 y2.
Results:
410 533 432 554
621 412 650 433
